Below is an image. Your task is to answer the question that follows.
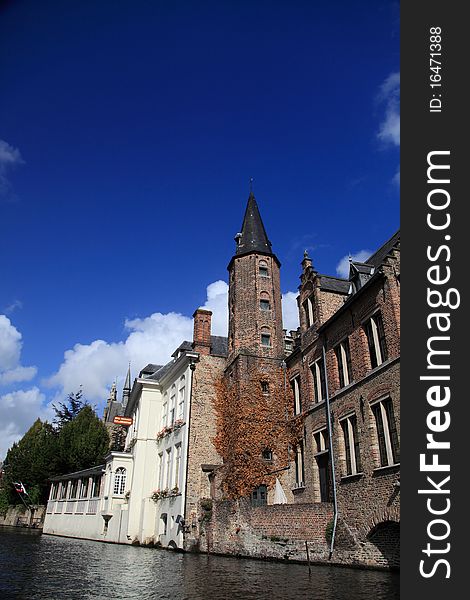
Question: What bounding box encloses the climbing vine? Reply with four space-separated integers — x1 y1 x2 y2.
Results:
213 361 304 499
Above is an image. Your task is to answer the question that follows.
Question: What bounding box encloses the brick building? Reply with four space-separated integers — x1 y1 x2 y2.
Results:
44 191 400 568
284 231 400 567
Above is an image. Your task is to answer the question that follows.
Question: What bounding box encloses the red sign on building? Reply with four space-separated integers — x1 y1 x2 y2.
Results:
113 416 133 426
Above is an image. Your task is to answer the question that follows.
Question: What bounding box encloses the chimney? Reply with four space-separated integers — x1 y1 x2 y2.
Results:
192 309 212 355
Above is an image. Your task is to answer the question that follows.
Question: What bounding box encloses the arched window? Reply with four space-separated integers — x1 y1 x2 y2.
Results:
114 467 126 495
260 291 271 311
259 259 269 277
260 326 271 347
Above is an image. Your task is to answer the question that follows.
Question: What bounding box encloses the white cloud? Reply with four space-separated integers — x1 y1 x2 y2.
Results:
0 365 38 386
0 315 37 384
0 139 24 197
377 72 400 147
44 279 301 407
0 387 52 459
1 279 300 458
282 292 299 332
336 250 372 279
198 280 229 336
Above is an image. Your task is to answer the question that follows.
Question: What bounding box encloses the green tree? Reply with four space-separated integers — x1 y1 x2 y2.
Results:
2 419 58 505
56 405 110 474
52 387 87 428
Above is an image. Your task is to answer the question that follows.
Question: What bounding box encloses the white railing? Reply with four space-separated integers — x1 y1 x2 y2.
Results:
87 498 99 514
51 497 103 516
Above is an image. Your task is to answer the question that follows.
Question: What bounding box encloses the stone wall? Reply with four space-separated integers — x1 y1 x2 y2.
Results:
199 499 333 563
0 504 45 528
194 498 398 569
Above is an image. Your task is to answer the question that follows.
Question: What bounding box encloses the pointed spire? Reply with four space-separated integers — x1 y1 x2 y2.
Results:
109 381 117 403
235 192 274 257
122 363 131 407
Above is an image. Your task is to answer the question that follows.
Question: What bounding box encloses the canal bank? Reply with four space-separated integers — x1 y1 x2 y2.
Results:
0 505 45 529
1 526 399 600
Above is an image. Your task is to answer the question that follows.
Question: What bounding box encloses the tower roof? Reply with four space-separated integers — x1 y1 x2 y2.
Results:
235 192 274 257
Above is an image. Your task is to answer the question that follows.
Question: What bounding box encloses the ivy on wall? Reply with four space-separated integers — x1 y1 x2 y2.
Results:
213 363 304 499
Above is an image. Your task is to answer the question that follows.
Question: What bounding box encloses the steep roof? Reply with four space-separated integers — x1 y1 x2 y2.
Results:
235 192 274 257
366 229 400 268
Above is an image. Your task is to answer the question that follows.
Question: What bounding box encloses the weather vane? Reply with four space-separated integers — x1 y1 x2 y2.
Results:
249 177 254 193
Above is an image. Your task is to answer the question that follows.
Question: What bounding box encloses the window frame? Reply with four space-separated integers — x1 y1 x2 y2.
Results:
371 397 400 467
336 338 353 388
339 413 362 476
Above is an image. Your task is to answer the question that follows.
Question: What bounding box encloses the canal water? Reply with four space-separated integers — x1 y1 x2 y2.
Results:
0 527 399 600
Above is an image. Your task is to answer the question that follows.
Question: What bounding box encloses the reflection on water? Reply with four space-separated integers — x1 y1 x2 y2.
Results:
0 527 399 600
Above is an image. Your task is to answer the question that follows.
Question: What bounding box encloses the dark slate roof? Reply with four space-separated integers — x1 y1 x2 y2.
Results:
351 261 374 276
318 275 349 294
235 193 274 257
139 363 162 377
144 361 174 382
50 464 105 481
171 341 193 358
210 335 228 357
366 230 400 269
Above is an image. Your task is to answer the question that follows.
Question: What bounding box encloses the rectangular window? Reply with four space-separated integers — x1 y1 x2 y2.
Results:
365 313 388 369
91 475 101 498
291 376 301 414
60 482 68 499
311 358 326 403
161 401 168 428
259 266 269 277
177 386 185 420
372 398 400 467
261 381 269 394
260 299 270 311
294 441 305 486
70 479 78 499
261 333 271 347
251 485 268 506
336 339 353 388
340 415 361 475
79 478 89 498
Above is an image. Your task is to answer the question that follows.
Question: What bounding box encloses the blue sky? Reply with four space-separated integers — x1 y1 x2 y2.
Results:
0 0 399 458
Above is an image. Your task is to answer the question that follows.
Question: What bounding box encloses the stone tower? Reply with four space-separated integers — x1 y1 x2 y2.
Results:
227 192 284 361
220 192 289 501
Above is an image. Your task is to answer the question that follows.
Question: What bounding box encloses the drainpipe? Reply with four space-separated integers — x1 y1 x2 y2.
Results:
322 344 338 559
182 357 197 546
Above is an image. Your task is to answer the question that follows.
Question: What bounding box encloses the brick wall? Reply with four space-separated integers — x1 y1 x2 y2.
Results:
285 243 400 568
200 499 333 563
184 353 225 548
228 253 284 359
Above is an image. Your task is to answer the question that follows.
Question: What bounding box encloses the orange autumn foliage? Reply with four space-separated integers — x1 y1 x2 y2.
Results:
213 363 304 499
